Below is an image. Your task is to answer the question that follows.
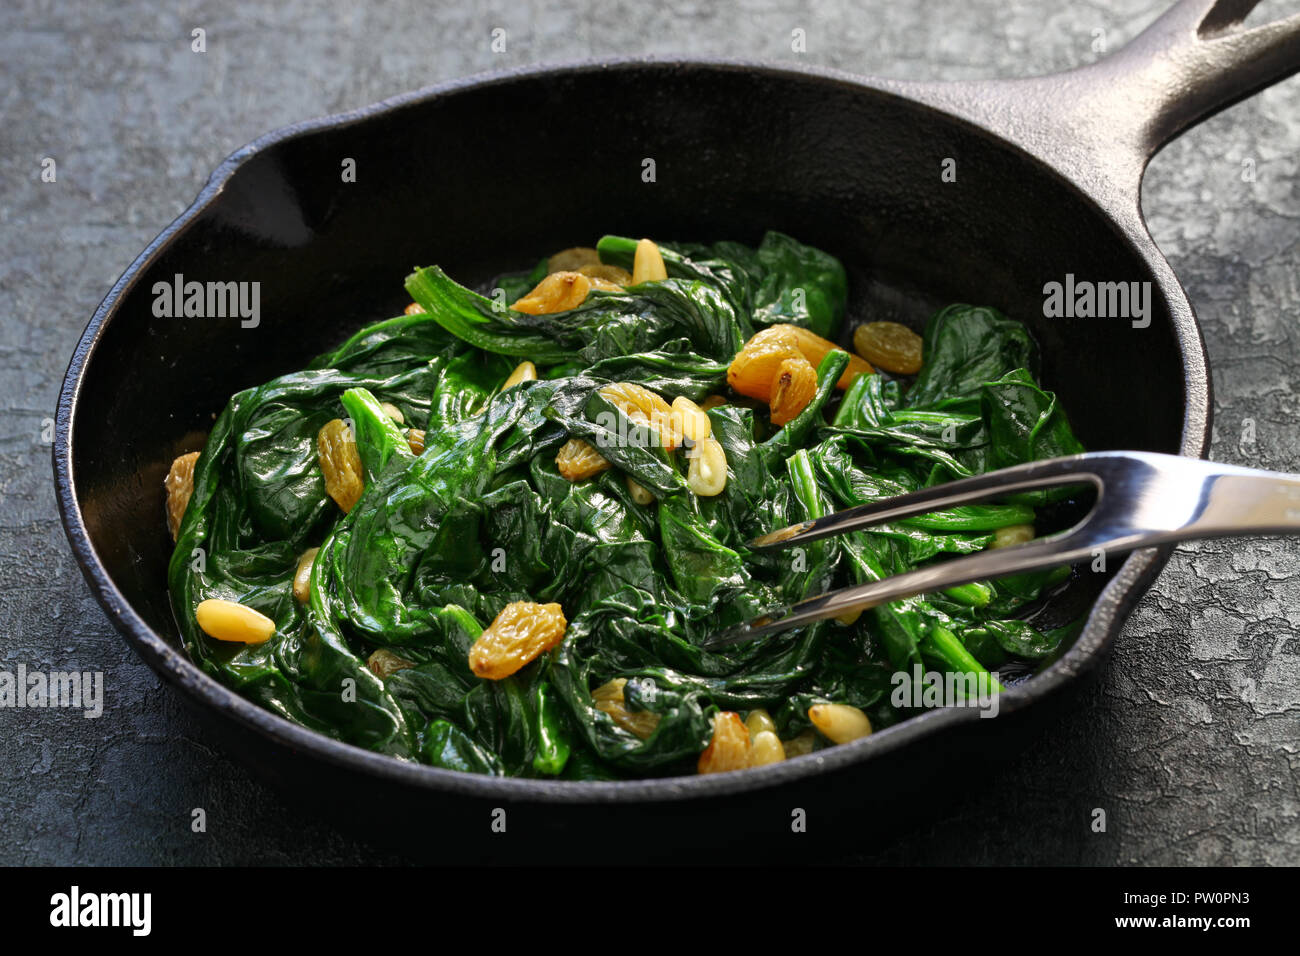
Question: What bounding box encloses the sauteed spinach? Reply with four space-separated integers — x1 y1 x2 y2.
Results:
166 232 1083 779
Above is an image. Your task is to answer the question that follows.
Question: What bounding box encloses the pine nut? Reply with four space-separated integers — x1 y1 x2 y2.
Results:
502 360 538 390
808 703 873 744
292 547 319 603
631 238 668 284
993 523 1035 548
834 606 864 626
195 598 276 644
750 730 786 766
671 396 712 442
687 436 728 497
380 402 404 424
626 475 655 505
745 708 776 737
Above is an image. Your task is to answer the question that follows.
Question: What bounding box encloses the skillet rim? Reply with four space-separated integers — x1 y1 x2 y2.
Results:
52 56 1211 803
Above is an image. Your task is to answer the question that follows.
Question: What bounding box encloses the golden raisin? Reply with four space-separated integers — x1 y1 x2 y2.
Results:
698 394 727 412
853 321 923 375
769 355 818 426
368 648 415 679
598 382 681 450
406 428 426 456
729 325 873 400
592 678 661 740
698 711 752 774
547 247 601 273
469 601 567 680
511 271 591 314
727 326 804 402
164 451 200 541
317 419 364 513
556 438 612 481
782 730 817 757
779 324 874 388
578 263 633 286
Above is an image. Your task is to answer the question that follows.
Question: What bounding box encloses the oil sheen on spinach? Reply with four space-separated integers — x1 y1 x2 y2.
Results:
168 232 1083 779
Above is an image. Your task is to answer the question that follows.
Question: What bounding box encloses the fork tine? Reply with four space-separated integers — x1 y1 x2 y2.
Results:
748 454 1098 550
705 535 1094 649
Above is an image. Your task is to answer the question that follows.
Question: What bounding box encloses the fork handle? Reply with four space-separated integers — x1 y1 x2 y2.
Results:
1184 467 1300 536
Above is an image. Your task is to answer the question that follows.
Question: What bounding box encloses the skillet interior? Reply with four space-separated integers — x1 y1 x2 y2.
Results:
61 62 1191 822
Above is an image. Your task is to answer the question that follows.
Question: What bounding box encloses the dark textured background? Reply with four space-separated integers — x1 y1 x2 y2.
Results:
2 0 1297 865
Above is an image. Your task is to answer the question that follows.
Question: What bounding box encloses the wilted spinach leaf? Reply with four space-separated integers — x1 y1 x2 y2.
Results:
169 233 1083 778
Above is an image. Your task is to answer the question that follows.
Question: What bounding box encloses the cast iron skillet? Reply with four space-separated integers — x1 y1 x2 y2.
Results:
53 0 1300 852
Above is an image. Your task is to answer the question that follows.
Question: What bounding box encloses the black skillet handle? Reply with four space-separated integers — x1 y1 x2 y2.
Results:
1104 0 1300 157
893 0 1300 210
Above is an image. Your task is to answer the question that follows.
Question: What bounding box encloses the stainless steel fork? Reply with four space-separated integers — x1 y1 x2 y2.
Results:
702 451 1300 649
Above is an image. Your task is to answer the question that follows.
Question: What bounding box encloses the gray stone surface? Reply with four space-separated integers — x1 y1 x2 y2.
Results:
1 0 1296 864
